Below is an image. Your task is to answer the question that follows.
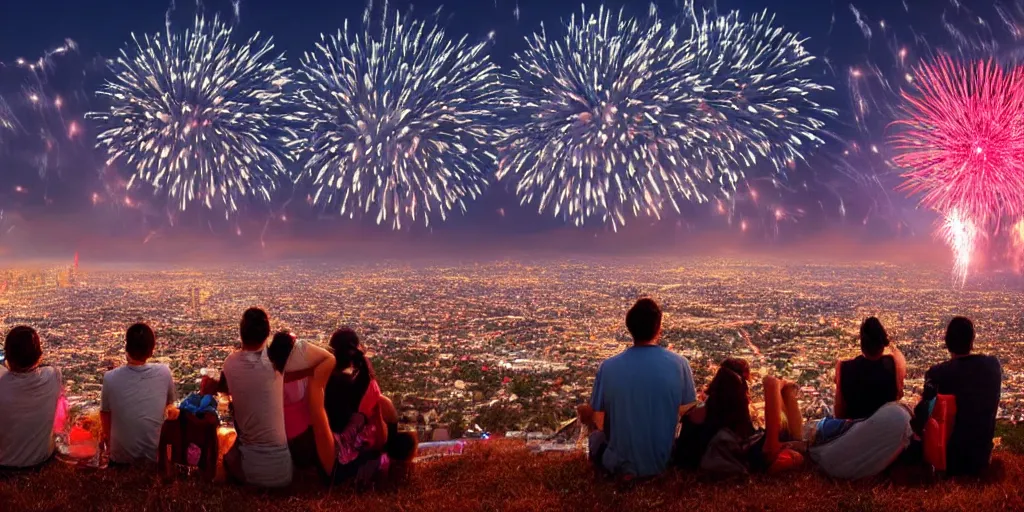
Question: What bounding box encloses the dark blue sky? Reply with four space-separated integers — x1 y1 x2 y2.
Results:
0 0 1008 252
0 0 844 62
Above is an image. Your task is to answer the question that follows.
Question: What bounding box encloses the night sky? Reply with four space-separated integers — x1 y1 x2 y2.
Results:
0 0 1009 259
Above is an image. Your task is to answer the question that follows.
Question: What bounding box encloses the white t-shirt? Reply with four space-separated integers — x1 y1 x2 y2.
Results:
101 363 176 463
222 340 317 487
0 365 63 467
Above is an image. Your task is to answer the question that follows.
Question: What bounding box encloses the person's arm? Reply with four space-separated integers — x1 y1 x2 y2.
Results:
165 368 179 421
357 380 388 450
890 346 906 400
589 365 606 432
833 359 846 419
100 376 112 442
305 348 337 475
369 406 388 451
911 367 938 436
679 359 698 418
284 341 333 373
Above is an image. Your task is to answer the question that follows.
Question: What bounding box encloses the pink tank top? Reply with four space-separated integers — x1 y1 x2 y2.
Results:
283 379 311 440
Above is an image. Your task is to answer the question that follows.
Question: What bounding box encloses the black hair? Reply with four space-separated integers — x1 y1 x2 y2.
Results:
704 358 755 439
5 326 42 371
859 317 890 358
240 307 271 348
324 328 376 432
125 322 156 361
267 331 296 373
626 298 662 344
945 316 975 356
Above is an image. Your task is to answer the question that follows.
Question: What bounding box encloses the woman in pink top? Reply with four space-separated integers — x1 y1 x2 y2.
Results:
268 331 318 468
321 328 388 485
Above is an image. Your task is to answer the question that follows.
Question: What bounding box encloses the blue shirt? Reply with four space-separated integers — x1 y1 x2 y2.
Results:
590 345 696 477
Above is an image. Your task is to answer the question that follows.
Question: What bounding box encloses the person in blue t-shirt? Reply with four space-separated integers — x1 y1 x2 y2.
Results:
578 298 696 477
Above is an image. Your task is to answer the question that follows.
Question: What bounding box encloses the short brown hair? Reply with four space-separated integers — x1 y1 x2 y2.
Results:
626 298 662 343
5 326 42 371
240 307 271 348
125 323 156 361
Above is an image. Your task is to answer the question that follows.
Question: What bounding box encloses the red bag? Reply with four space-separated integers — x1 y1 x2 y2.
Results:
923 394 957 471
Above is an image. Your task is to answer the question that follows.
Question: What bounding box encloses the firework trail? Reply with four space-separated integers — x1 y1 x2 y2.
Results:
296 3 504 229
499 3 833 230
89 15 299 217
940 208 978 286
0 96 16 138
0 39 98 180
688 8 836 179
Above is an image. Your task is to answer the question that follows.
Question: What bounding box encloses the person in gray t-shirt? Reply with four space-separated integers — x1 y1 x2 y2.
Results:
0 326 64 468
218 308 335 488
101 323 177 464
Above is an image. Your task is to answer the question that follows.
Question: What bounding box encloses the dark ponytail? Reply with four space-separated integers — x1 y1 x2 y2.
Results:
329 328 375 415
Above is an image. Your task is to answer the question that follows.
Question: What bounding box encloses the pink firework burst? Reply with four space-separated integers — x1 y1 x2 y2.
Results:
892 56 1024 225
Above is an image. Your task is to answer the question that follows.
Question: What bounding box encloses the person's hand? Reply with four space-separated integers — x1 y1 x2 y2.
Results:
165 404 180 421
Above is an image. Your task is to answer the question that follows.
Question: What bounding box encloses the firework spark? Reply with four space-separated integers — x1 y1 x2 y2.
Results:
0 96 16 138
690 8 836 178
89 16 299 216
296 4 504 229
499 4 833 230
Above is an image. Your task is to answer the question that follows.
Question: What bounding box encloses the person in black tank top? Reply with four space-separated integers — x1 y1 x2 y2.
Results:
834 317 905 420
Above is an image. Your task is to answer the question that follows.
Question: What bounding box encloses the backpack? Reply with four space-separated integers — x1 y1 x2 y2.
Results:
699 428 750 475
923 394 957 472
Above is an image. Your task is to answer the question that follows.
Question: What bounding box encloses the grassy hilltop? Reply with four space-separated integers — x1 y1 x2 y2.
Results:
3 424 1024 512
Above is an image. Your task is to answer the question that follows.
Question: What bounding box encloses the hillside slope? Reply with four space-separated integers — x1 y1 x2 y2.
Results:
2 437 1023 512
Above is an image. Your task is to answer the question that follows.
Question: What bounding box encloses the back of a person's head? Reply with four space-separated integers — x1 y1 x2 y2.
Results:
329 328 361 365
329 327 375 382
859 317 890 357
625 298 662 344
5 325 42 371
125 322 156 362
239 307 271 348
719 357 751 381
945 316 975 356
705 360 752 435
267 331 296 373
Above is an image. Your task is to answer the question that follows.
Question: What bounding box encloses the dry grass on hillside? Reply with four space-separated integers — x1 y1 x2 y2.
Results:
1 440 1023 512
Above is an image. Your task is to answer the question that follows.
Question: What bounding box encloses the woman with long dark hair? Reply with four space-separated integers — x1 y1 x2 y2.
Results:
321 328 420 486
678 358 804 473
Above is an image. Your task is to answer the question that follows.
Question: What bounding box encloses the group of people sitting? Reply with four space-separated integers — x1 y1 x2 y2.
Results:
0 299 1005 486
0 307 417 489
581 298 1002 480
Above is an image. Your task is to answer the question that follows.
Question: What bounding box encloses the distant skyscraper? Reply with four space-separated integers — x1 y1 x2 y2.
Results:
69 251 79 286
190 286 202 318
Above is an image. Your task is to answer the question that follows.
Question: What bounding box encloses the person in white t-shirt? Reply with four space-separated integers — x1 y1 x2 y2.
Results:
0 326 64 469
100 322 178 464
218 307 335 488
